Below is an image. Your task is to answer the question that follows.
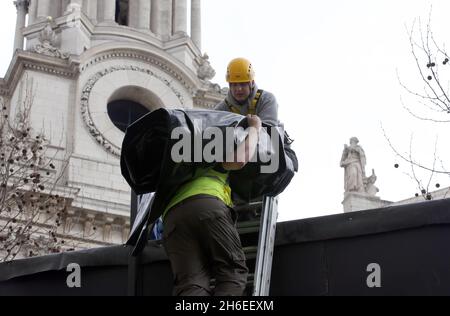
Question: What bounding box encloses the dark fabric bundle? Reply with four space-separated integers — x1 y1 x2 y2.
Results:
121 108 298 251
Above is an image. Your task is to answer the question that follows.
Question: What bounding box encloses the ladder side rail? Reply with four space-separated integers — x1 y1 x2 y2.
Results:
252 195 278 296
260 196 278 295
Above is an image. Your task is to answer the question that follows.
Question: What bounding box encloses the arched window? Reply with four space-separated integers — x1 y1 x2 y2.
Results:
107 100 149 132
115 0 129 26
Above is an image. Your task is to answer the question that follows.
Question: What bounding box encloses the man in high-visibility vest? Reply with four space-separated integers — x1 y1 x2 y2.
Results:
215 58 279 126
162 115 262 296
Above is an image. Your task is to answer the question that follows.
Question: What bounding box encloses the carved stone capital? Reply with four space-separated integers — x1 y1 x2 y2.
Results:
14 0 29 10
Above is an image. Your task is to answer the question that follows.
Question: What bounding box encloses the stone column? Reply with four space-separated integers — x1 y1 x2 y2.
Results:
163 0 172 38
37 0 51 20
122 225 130 243
28 0 37 25
137 0 151 30
102 0 116 24
83 220 93 237
13 0 28 52
103 224 112 242
172 0 187 35
128 0 139 28
86 0 98 24
150 0 161 35
129 0 150 29
83 214 96 237
191 0 201 50
63 217 73 234
151 0 172 39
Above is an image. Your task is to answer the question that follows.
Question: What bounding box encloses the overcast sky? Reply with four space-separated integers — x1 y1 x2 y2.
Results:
1 1 449 222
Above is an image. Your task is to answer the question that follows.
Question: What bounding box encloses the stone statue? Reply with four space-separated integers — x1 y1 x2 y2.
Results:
197 53 216 80
39 17 57 46
340 137 366 193
34 17 70 60
364 169 379 196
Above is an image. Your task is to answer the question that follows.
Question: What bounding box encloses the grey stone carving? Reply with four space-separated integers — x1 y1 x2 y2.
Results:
34 17 70 60
340 137 366 193
364 169 379 196
196 53 216 80
340 137 379 196
81 65 185 157
80 51 195 95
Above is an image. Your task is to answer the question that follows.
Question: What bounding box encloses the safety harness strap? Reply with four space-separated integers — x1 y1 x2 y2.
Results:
249 89 263 115
225 89 264 115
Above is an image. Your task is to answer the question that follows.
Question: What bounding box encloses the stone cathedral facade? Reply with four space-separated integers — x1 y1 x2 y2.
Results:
0 0 225 253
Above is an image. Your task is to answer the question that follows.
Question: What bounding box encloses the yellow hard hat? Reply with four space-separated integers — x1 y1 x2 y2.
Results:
226 58 255 83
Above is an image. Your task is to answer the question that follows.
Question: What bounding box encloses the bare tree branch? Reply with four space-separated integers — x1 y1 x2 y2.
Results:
0 78 78 262
387 11 450 194
381 124 448 175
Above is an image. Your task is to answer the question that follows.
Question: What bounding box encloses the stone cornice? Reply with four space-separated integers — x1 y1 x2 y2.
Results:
68 183 130 217
38 13 202 92
92 25 163 49
70 153 121 167
163 34 202 57
80 48 199 95
193 100 217 109
0 50 79 97
23 11 95 39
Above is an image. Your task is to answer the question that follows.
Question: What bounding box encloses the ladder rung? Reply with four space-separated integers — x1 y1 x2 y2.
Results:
233 201 263 212
237 226 259 235
243 246 258 259
246 273 254 286
237 220 260 229
236 196 278 296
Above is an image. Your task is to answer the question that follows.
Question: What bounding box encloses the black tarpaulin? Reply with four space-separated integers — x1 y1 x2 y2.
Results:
121 108 296 199
121 108 297 249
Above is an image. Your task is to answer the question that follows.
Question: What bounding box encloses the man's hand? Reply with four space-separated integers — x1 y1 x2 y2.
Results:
247 114 262 132
222 114 261 171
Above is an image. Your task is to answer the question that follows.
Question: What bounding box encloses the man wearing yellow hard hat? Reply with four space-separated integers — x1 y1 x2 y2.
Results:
215 58 279 126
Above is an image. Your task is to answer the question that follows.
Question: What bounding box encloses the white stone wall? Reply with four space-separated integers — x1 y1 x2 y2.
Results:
342 192 392 213
9 70 75 151
67 159 130 217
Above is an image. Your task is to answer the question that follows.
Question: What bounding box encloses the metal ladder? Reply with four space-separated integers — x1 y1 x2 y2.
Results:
235 196 278 296
130 193 278 296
